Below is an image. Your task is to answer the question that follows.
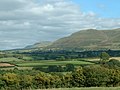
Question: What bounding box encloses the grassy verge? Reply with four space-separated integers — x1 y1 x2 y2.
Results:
37 87 120 90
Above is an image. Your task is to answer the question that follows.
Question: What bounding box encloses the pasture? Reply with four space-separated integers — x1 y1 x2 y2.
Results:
16 60 94 67
0 56 119 70
0 57 95 70
0 57 24 62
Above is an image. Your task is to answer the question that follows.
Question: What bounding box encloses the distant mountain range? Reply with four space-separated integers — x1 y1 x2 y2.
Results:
25 41 52 49
26 28 120 50
48 28 120 50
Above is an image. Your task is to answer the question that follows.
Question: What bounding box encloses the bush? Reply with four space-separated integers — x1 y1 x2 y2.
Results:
107 59 120 67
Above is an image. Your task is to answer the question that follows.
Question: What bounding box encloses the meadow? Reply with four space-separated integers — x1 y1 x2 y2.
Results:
0 56 96 70
0 55 119 70
16 60 94 67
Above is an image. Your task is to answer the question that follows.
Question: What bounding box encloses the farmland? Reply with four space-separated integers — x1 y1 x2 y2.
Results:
16 60 94 67
0 56 119 70
0 51 120 90
0 55 96 70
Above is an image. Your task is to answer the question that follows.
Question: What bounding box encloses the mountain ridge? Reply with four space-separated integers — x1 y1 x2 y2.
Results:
25 41 52 49
47 28 120 50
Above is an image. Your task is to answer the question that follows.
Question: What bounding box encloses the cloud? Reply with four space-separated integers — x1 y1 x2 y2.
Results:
0 0 120 50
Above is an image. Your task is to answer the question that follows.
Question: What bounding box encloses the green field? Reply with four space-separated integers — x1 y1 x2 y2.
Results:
0 57 96 70
0 57 24 62
1 56 119 70
39 87 120 90
16 60 94 67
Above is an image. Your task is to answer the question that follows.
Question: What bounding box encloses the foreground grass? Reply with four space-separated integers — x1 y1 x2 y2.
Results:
38 87 120 90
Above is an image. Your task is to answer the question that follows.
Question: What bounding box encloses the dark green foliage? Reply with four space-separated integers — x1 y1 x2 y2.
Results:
16 49 120 61
48 65 59 72
100 52 110 64
19 75 33 89
83 65 109 87
65 64 75 72
71 67 85 87
33 64 75 72
107 59 120 67
104 59 120 69
0 65 119 89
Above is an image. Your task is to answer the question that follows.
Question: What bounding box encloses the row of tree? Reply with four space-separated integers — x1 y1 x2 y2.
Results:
0 53 23 59
33 64 75 72
0 65 120 90
18 49 120 60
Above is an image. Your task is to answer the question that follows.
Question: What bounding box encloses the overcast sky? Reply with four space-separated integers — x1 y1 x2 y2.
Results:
0 0 120 50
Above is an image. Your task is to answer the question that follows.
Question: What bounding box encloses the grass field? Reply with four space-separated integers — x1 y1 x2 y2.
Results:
0 57 95 70
16 60 94 67
0 57 24 62
38 87 120 90
0 57 119 70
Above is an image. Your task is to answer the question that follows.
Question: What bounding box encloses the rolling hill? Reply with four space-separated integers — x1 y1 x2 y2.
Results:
48 28 120 50
25 41 52 49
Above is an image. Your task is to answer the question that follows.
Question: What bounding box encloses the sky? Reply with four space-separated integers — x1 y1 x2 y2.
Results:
0 0 120 50
74 0 120 18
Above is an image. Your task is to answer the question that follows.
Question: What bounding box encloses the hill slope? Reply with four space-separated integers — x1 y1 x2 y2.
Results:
25 41 52 49
48 28 120 50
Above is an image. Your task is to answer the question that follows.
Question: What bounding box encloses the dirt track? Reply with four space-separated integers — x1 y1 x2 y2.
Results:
0 63 15 67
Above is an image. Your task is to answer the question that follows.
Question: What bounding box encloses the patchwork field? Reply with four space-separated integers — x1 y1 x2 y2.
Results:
0 57 119 70
0 57 96 70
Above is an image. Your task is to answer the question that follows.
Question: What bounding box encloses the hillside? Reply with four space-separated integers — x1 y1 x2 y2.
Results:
48 28 120 50
25 41 52 49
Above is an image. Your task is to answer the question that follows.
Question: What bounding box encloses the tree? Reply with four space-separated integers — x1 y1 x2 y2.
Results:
34 72 50 89
100 52 110 64
106 59 120 68
48 65 58 72
66 64 75 72
64 73 72 88
2 73 19 87
71 67 85 87
19 75 33 89
83 65 109 87
0 75 5 89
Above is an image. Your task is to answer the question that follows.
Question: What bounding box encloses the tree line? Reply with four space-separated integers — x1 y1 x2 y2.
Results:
17 49 120 60
0 64 120 90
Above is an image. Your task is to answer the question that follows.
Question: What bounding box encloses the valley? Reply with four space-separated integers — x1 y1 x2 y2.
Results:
0 29 120 90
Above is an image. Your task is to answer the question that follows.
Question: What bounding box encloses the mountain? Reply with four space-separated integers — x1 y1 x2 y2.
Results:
48 28 120 50
25 41 52 49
